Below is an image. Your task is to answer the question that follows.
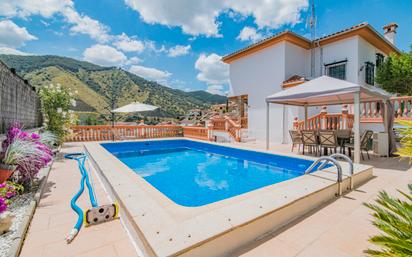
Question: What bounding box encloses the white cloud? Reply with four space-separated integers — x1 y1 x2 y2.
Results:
83 44 127 67
206 85 227 95
0 1 111 43
129 65 172 82
227 0 308 30
237 26 263 42
62 6 111 42
0 0 70 18
0 47 32 55
124 0 308 37
125 0 223 37
0 20 37 48
114 33 145 53
125 56 142 65
195 53 228 85
145 41 167 53
195 53 229 95
168 45 191 57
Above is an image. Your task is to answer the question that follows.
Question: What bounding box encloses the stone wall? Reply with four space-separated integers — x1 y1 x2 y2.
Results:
0 61 42 133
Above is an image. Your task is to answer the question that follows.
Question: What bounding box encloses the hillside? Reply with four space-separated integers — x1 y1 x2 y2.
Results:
0 54 226 121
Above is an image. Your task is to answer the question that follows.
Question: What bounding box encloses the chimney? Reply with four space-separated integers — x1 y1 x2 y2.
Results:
383 23 398 45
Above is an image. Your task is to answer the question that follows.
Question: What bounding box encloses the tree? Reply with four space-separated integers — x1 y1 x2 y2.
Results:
376 48 412 95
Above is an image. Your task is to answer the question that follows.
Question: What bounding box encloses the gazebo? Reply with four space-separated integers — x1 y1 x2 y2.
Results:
265 76 395 163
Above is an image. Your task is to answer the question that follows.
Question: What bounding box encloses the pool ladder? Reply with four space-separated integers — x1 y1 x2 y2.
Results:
305 153 354 196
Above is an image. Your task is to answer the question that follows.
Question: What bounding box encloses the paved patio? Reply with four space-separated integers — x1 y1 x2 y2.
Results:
18 140 412 257
19 143 139 257
229 141 412 257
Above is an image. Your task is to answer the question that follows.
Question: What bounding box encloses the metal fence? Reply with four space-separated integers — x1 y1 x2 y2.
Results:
0 61 42 133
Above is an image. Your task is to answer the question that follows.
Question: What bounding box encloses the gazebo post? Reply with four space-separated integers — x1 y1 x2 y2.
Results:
354 92 361 163
304 104 308 129
266 102 270 150
383 101 389 133
282 105 287 144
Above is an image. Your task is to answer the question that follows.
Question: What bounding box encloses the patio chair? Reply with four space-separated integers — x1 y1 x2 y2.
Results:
345 130 374 160
301 130 319 156
318 130 338 155
289 130 302 152
336 129 352 154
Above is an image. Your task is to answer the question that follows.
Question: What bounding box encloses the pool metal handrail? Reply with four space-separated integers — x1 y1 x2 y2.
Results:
305 156 343 196
318 153 354 190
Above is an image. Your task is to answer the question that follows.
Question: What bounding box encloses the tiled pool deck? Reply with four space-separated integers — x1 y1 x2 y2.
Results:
19 140 412 257
19 144 139 257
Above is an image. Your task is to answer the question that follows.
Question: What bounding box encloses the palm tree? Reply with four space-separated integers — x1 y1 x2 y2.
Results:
364 184 412 256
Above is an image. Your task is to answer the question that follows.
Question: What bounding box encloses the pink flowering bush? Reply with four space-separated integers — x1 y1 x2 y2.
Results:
1 124 53 183
0 196 6 214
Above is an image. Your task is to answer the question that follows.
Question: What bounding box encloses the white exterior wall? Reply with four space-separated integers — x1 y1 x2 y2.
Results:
357 36 387 132
284 42 309 142
229 42 286 143
228 34 389 144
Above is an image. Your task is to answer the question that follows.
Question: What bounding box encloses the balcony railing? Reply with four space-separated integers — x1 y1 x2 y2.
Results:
66 125 182 142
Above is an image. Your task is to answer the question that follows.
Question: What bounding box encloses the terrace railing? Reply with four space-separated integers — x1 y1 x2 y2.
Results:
183 126 211 141
293 96 412 130
361 96 412 122
293 106 354 131
209 115 242 142
66 125 182 142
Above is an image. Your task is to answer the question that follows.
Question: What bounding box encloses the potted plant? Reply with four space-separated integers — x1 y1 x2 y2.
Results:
0 181 22 234
0 138 42 183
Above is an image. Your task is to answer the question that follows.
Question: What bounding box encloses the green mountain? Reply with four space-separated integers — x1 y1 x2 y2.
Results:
0 54 226 122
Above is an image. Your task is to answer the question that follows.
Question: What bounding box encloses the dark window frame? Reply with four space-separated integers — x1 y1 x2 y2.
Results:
325 60 347 80
365 61 375 85
376 53 384 68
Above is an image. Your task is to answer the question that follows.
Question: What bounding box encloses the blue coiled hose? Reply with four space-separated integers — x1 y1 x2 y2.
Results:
64 153 98 243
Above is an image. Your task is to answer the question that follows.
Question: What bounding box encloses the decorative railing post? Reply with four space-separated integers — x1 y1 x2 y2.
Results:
341 104 348 129
207 123 214 141
293 117 299 130
320 106 327 129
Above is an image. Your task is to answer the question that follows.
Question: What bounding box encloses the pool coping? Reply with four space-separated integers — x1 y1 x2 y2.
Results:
84 138 373 257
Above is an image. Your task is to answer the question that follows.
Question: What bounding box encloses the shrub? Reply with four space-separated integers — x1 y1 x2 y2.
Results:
0 181 23 204
39 83 77 143
38 131 58 148
0 197 6 214
364 185 412 256
395 121 412 161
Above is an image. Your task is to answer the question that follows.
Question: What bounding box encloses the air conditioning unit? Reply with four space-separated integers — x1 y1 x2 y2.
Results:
373 132 389 157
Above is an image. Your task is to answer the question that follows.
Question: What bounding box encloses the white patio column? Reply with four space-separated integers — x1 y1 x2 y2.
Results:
282 105 288 144
266 102 270 150
304 104 308 129
354 92 361 163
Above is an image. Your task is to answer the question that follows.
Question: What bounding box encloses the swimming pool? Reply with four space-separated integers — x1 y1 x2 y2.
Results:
101 140 321 207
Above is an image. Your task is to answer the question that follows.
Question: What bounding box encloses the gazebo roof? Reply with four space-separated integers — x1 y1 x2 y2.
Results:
266 76 391 106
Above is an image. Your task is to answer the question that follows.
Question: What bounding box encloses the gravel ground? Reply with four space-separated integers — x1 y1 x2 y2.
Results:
0 193 34 257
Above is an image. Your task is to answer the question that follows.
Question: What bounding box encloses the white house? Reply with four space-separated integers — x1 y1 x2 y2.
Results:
222 22 400 144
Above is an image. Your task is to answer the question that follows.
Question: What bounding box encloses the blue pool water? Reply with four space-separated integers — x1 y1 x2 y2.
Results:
102 140 319 207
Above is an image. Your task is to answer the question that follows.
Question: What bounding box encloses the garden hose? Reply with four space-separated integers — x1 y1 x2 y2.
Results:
64 153 118 244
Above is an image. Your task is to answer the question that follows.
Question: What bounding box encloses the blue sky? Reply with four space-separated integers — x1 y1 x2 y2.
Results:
0 0 411 95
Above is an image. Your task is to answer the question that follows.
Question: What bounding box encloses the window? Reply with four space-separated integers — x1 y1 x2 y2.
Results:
326 63 346 80
365 61 375 85
376 53 384 68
